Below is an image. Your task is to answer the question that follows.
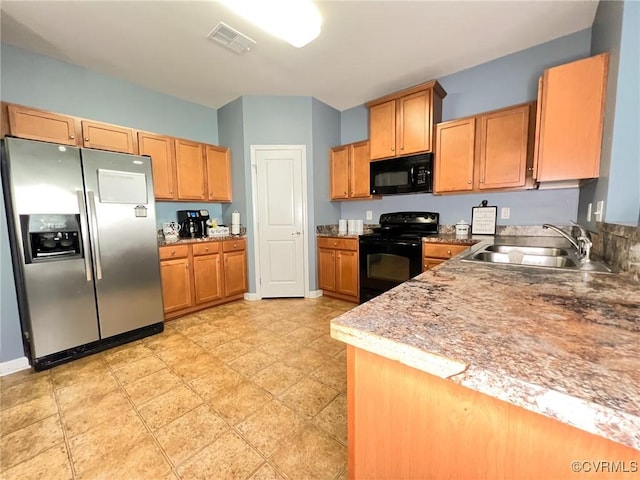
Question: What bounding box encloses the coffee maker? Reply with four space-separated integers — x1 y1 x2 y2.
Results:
177 210 210 238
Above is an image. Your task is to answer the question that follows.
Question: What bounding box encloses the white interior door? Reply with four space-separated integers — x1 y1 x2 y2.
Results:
254 147 305 297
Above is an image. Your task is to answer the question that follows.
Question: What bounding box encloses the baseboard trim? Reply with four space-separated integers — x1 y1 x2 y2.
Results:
244 292 260 301
306 290 323 299
0 356 30 377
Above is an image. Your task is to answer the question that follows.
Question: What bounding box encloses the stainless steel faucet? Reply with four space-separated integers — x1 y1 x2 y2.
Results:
543 221 592 261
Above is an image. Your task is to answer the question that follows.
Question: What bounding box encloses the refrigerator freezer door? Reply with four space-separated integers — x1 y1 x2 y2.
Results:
2 138 100 358
80 148 164 338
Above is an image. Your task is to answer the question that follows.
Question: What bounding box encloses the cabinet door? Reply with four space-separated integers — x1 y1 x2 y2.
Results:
223 249 247 297
138 132 176 200
434 118 476 193
81 121 135 154
175 139 206 200
160 258 192 313
349 141 372 199
536 53 608 181
7 105 79 146
336 250 358 297
397 90 432 155
318 248 336 292
478 105 529 190
193 253 223 304
330 145 350 200
205 145 232 202
369 100 396 160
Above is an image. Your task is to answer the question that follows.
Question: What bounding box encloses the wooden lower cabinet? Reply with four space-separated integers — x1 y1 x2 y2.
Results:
317 237 359 303
347 346 638 479
422 242 470 271
159 239 247 320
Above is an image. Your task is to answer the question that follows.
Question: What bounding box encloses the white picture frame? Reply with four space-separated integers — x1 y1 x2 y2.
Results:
471 206 497 235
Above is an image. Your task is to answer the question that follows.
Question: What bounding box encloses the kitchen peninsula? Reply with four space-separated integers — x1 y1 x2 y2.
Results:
331 240 639 479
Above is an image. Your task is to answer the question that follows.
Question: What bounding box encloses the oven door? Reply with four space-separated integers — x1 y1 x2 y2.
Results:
359 237 422 303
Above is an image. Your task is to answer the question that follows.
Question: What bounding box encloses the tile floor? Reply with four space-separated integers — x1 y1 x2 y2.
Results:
0 297 354 480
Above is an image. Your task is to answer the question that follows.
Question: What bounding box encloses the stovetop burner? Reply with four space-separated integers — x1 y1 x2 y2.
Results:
361 211 440 240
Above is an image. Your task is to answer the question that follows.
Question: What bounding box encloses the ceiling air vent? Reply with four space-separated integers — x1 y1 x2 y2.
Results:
207 22 256 55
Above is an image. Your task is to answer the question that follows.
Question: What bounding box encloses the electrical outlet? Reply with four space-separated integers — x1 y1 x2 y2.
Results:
587 203 592 221
500 207 510 219
366 210 373 221
594 200 605 222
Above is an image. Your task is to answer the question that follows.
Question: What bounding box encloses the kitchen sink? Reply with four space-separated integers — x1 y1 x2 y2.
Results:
461 243 614 273
484 245 570 257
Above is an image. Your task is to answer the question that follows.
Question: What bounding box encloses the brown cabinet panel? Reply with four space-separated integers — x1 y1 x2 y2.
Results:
536 53 608 181
193 254 223 304
81 121 135 154
223 238 246 253
336 250 358 297
330 145 350 200
349 141 371 198
205 145 232 202
175 139 205 200
158 244 189 260
369 100 396 160
397 89 432 155
138 132 176 200
160 257 193 313
224 249 247 297
423 243 469 260
7 105 78 146
318 248 336 292
317 237 358 251
478 105 529 189
434 118 476 193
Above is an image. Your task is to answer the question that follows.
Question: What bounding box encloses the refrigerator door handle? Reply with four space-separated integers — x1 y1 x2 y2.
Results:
87 190 103 280
76 191 93 282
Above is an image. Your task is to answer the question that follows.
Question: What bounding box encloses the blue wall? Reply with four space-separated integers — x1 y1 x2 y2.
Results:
1 44 222 363
338 29 592 226
341 105 368 144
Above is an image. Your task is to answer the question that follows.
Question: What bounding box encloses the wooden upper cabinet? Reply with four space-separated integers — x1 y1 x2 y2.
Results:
435 118 476 193
349 141 371 198
205 145 232 202
368 80 446 161
81 120 135 154
397 89 432 156
369 101 396 160
535 53 608 182
478 104 530 190
7 105 79 146
435 103 534 194
175 139 205 201
138 132 176 200
330 145 350 200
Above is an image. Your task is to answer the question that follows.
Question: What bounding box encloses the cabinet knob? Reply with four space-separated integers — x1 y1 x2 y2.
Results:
527 167 534 171
205 247 209 252
447 250 452 256
170 190 174 194
171 250 176 256
479 180 484 184
185 263 189 269
391 147 395 152
467 180 472 184
333 242 338 246
424 264 428 269
84 137 89 142
400 147 404 150
69 135 75 140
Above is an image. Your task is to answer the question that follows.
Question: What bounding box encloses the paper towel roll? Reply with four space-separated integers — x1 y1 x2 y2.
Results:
347 219 356 234
231 210 240 235
338 219 347 234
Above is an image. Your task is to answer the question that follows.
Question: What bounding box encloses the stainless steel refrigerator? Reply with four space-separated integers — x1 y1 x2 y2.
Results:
1 137 164 370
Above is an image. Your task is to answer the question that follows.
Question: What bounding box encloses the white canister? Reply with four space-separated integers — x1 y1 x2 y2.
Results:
231 210 240 235
355 219 364 235
455 220 470 237
338 219 347 234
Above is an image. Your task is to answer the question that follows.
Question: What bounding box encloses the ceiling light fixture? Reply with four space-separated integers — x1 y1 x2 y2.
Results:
218 0 322 48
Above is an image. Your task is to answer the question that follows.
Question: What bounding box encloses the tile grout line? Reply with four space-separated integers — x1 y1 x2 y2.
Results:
51 365 80 480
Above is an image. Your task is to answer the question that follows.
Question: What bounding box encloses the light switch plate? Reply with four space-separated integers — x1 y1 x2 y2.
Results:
595 201 604 222
500 207 510 219
366 210 373 220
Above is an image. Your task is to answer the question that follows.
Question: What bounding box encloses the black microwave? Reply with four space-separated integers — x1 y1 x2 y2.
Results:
370 153 433 195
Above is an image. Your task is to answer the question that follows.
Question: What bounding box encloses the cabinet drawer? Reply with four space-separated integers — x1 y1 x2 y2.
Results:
317 237 358 251
159 244 189 260
192 242 220 256
223 238 246 252
423 243 469 259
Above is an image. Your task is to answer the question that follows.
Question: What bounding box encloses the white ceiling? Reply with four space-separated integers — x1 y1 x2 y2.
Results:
1 1 598 112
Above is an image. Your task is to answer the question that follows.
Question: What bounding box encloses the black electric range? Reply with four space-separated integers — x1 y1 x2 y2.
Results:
359 211 439 303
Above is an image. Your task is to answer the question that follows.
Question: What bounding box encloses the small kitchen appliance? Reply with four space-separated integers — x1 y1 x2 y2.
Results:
177 210 209 238
369 153 433 196
359 211 439 303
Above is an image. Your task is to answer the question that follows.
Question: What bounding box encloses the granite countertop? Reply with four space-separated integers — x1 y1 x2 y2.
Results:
330 237 640 450
316 233 361 239
158 235 245 247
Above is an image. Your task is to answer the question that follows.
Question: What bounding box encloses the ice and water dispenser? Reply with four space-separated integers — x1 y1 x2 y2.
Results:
21 214 83 263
